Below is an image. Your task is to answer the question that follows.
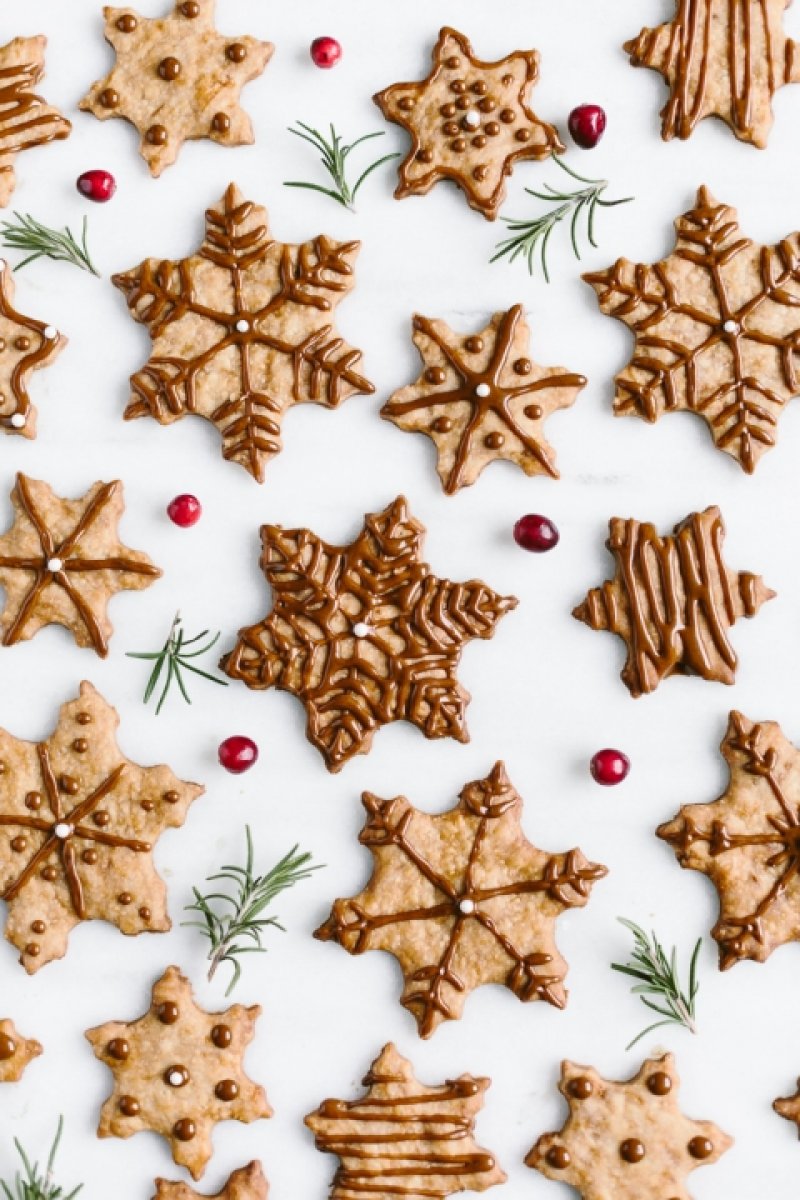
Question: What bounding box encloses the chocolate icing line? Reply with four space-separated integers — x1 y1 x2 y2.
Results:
0 51 70 187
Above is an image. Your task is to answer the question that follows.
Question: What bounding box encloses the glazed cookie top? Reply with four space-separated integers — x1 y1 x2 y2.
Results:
0 36 71 206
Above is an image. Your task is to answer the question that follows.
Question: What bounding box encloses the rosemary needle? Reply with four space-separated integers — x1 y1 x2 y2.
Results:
126 611 228 715
611 918 701 1051
0 1116 83 1200
184 826 323 996
0 212 99 276
284 122 399 211
491 156 633 282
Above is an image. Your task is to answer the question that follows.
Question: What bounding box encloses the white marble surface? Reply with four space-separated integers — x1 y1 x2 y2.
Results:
2 2 800 1197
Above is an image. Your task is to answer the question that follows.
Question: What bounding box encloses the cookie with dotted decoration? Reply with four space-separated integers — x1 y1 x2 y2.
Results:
0 1017 42 1082
152 1162 268 1199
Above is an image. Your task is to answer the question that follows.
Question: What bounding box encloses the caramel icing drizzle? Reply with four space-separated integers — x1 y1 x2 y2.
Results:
0 260 66 434
624 0 800 147
0 38 71 204
305 1044 506 1198
573 506 774 696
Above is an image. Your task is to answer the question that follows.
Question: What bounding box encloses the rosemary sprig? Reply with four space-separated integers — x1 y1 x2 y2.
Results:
184 826 323 996
0 213 99 276
491 156 633 282
611 918 701 1051
126 611 228 715
284 122 399 211
0 1117 82 1200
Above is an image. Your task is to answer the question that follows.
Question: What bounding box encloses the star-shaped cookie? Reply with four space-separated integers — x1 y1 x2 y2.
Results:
0 36 71 206
374 26 563 220
316 763 607 1037
305 1043 506 1199
0 1017 42 1082
0 681 203 972
153 1161 268 1200
86 965 272 1180
0 259 66 438
585 188 800 472
0 473 161 655
526 1054 732 1199
625 0 800 147
659 711 800 970
80 0 273 176
382 304 585 493
113 184 374 482
775 1080 800 1136
573 506 774 696
221 498 517 772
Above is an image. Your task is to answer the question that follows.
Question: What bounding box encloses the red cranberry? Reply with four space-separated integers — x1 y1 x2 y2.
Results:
513 514 559 553
76 169 117 202
218 736 258 774
590 748 630 786
568 104 607 149
310 36 342 68
167 494 202 528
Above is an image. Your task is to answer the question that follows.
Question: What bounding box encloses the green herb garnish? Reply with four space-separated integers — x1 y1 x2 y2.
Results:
284 122 399 211
0 213 99 276
126 611 228 715
0 1117 82 1200
611 918 701 1050
491 157 633 282
184 826 323 995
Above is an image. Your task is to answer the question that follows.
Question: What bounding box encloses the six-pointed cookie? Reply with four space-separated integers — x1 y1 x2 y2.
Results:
113 184 374 482
0 681 203 972
86 965 272 1180
374 26 562 220
0 259 66 438
382 305 585 492
0 1017 42 1082
80 0 273 176
152 1161 268 1200
0 36 71 205
0 473 161 655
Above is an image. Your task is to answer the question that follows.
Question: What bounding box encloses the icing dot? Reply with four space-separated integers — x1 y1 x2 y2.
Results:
473 165 489 181
647 1072 673 1096
82 849 98 865
119 1096 140 1116
445 56 461 69
500 108 516 123
99 88 119 108
620 1138 646 1163
94 811 110 827
416 148 434 163
77 711 92 725
43 326 57 340
10 836 27 852
472 80 488 95
485 432 505 449
235 318 250 333
211 1024 232 1048
451 137 466 152
516 128 532 142
54 823 73 839
72 738 88 752
116 14 137 32
688 1137 714 1160
47 557 63 572
353 622 371 638
443 121 460 137
146 124 168 146
546 1146 570 1170
514 357 533 375
723 319 740 334
465 336 483 353
568 1077 594 1099
9 414 26 428
215 1079 239 1101
14 337 30 351
456 96 471 110
425 367 446 385
158 57 182 81
0 1034 16 1060
440 103 456 118
486 122 500 136
226 43 247 63
524 404 543 420
463 110 480 129
41 866 58 882
472 135 488 148
451 79 467 94
475 383 491 398
180 0 201 14
459 898 476 915
211 112 231 134
117 892 132 905
25 943 40 957
141 799 155 812
157 1002 180 1025
398 97 415 111
31 921 45 935
165 1065 190 1088
138 906 151 921
164 790 180 804
479 98 496 113
107 1038 129 1060
173 1119 196 1141
432 416 453 433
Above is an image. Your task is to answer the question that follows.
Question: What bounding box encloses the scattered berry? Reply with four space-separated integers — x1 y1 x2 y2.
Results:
76 169 117 202
218 736 259 774
513 514 560 553
568 104 607 150
167 494 202 527
310 36 342 68
590 748 630 786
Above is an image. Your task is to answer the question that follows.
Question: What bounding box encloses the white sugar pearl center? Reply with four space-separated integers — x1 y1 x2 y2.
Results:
464 110 480 128
723 319 740 334
9 413 26 428
475 383 491 398
235 318 250 333
54 823 73 839
43 326 57 340
459 898 476 915
168 1070 185 1086
353 622 371 639
47 557 63 572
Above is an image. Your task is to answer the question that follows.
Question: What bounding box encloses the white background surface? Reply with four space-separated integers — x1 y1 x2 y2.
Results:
1 1 800 1197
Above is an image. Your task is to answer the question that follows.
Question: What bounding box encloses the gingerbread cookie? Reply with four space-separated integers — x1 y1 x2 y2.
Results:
381 305 585 493
526 1054 732 1199
624 0 800 147
659 711 800 970
80 1 272 177
775 1081 800 1134
0 36 71 206
305 1043 506 1199
0 1017 42 1082
86 965 272 1180
221 497 517 771
153 1161 268 1200
316 763 607 1037
0 260 66 438
0 473 161 655
113 184 374 483
585 187 800 472
573 506 774 696
0 681 203 972
374 27 562 221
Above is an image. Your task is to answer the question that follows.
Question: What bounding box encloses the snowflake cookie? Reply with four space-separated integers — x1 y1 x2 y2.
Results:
585 187 800 472
87 966 272 1180
527 1054 732 1200
153 1161 268 1199
382 305 585 493
80 0 272 176
0 1017 42 1082
221 498 517 772
113 184 374 482
0 36 71 205
0 259 66 438
316 763 607 1037
305 1043 506 1199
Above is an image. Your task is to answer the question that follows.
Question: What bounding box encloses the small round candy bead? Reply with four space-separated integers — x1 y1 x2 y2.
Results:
590 748 630 786
513 514 559 553
218 736 259 774
167 494 202 527
310 37 342 68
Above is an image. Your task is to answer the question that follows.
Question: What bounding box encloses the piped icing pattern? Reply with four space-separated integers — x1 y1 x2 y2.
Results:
0 35 71 206
0 259 66 438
